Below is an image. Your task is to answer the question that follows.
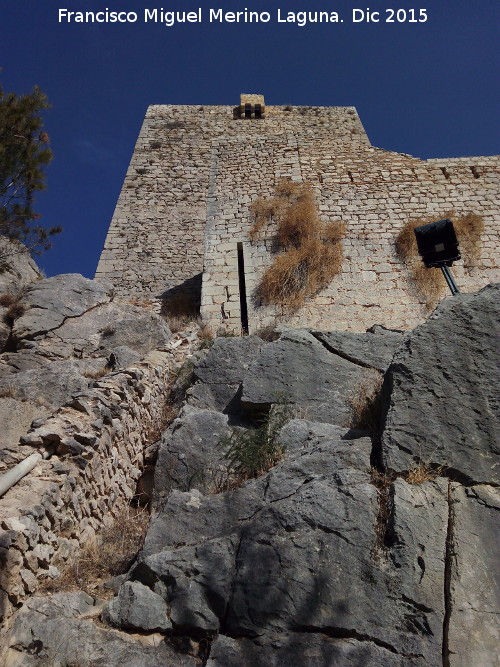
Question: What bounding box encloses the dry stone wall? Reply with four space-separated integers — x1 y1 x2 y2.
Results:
96 101 500 332
0 351 173 623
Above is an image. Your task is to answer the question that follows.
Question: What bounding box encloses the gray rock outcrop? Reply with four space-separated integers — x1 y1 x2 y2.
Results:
153 408 231 503
0 267 172 453
382 284 500 484
0 238 42 354
241 329 381 425
103 580 172 632
12 273 114 342
1 280 498 666
311 324 406 372
447 483 500 664
189 336 267 413
121 420 446 664
3 592 196 666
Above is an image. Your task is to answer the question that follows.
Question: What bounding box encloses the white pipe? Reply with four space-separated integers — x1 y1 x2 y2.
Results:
0 450 51 498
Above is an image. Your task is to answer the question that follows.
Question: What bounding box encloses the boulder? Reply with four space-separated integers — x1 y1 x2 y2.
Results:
109 345 142 370
241 329 379 425
0 359 91 409
311 324 406 372
0 238 41 295
19 301 171 361
0 351 50 377
131 420 446 663
189 336 267 413
2 591 196 666
447 483 500 665
0 396 48 452
206 633 422 666
153 408 231 503
103 580 171 632
382 284 500 484
12 273 114 342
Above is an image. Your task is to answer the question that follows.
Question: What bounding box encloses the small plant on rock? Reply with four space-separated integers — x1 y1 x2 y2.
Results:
348 371 384 441
0 292 16 307
41 505 149 597
405 462 446 484
220 399 294 482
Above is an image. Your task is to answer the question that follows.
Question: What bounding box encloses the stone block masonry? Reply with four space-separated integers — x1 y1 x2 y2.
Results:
96 96 500 332
0 351 173 622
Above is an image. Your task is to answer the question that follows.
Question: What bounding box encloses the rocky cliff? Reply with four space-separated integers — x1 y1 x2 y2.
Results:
0 243 498 666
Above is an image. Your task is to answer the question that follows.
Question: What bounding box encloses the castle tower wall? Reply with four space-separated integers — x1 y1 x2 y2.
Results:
96 101 500 332
95 103 367 306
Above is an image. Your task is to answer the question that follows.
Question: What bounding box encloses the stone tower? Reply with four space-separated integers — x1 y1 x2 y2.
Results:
96 94 500 333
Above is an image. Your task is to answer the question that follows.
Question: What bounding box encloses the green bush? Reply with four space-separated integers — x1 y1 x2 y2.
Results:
220 400 294 480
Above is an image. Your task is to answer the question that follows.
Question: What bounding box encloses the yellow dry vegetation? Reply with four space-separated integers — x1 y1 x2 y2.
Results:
396 212 484 309
249 180 345 311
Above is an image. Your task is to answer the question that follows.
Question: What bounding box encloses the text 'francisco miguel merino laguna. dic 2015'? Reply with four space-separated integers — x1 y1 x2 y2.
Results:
57 8 429 26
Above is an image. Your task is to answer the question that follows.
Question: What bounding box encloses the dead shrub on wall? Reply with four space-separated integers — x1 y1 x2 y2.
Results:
249 180 345 311
41 505 149 597
396 212 484 309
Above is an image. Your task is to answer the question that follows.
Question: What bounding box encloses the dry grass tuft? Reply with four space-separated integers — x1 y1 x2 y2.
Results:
166 314 188 334
41 505 149 597
82 368 110 380
405 462 446 484
454 212 484 267
3 301 25 322
197 321 215 349
250 180 345 311
396 212 484 309
255 323 281 342
0 385 18 399
348 371 384 440
0 292 16 307
99 325 116 337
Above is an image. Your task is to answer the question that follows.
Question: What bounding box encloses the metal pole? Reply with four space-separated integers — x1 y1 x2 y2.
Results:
441 265 460 296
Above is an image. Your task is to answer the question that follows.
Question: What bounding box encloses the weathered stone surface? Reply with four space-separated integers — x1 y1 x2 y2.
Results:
39 302 171 358
0 317 10 354
13 273 114 342
0 360 90 409
0 397 47 451
136 535 238 634
103 580 171 632
382 284 500 484
241 329 378 425
390 477 448 634
0 351 50 377
109 344 142 369
0 238 41 295
0 240 42 354
189 336 266 412
154 408 230 503
16 300 171 361
134 420 445 662
206 633 423 666
312 324 406 372
447 483 500 666
2 592 196 666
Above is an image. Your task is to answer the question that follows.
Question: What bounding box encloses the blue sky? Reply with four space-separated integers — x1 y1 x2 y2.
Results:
1 0 499 278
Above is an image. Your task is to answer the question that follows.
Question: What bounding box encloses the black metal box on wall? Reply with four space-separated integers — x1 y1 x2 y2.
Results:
414 218 461 268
